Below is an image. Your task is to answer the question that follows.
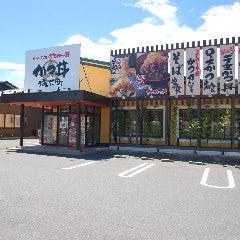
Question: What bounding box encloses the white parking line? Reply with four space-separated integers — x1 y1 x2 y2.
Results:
200 168 235 189
25 142 40 146
118 163 155 178
61 161 97 170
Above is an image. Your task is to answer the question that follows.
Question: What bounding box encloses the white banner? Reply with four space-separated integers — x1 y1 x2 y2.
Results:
220 44 235 95
170 49 184 96
202 46 218 96
185 48 200 96
238 44 240 94
24 44 81 93
80 114 85 148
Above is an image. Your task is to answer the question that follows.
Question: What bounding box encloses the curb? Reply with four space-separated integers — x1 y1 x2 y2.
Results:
161 158 174 162
189 161 206 165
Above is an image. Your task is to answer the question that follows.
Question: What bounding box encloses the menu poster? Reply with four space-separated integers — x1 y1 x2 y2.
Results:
68 114 77 147
80 114 86 148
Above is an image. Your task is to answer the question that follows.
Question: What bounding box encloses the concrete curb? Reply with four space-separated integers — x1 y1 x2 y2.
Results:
114 155 126 158
189 161 206 165
141 156 154 160
105 146 240 158
161 159 174 162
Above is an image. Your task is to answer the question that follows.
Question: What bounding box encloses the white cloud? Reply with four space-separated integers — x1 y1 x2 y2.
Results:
0 62 24 71
62 34 112 62
61 1 240 62
0 62 25 88
197 2 240 40
134 0 178 24
0 75 25 88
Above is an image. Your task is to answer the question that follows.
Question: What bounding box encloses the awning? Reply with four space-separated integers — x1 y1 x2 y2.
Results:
1 90 111 108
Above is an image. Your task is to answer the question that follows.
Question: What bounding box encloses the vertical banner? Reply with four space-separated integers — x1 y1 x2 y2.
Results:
220 44 235 95
170 49 184 96
109 54 137 98
202 46 218 95
80 114 85 148
186 47 201 96
136 51 169 96
238 43 240 94
68 114 77 147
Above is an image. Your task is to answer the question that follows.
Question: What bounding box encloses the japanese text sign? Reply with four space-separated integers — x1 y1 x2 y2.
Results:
186 47 200 96
170 49 184 96
220 44 235 95
24 44 80 93
202 46 217 96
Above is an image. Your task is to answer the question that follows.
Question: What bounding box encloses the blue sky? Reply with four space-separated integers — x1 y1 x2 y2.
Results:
0 0 240 88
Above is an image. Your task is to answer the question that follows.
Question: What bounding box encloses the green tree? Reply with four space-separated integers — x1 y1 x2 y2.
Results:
170 103 178 145
214 108 230 139
140 107 151 143
201 106 212 146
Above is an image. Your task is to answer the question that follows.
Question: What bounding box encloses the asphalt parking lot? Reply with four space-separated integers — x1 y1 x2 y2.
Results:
0 139 240 240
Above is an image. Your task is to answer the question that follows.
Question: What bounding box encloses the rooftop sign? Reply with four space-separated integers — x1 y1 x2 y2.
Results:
24 44 80 93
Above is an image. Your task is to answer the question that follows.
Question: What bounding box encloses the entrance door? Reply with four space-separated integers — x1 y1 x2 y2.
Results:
85 114 100 146
59 116 68 145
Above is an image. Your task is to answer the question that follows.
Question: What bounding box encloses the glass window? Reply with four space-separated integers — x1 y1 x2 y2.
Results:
235 109 240 138
211 108 231 139
94 108 100 115
0 114 4 127
115 109 136 137
179 108 199 139
44 107 52 113
52 107 58 113
58 116 68 145
80 106 86 113
15 115 20 128
43 115 57 144
179 107 231 140
60 106 69 113
24 116 28 127
141 108 163 139
87 106 94 113
70 106 78 113
5 114 15 128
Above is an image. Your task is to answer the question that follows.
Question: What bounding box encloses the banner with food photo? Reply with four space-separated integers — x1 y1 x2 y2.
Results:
109 54 137 98
136 51 169 97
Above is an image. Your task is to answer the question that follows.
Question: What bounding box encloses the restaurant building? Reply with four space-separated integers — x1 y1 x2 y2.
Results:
2 37 240 149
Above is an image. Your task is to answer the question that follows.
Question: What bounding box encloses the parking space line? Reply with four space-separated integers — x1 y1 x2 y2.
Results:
61 161 97 170
200 168 235 189
118 163 155 178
